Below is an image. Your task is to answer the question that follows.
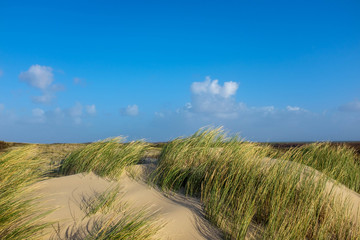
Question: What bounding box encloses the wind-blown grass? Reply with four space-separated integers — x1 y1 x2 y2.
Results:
276 142 360 193
60 137 149 180
153 127 275 195
152 127 360 239
0 146 51 239
83 210 160 240
80 186 122 217
84 188 161 240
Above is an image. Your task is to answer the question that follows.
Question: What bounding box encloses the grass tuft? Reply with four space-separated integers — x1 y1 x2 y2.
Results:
276 142 360 193
60 137 149 180
0 146 51 239
83 209 160 240
80 186 123 217
152 127 360 239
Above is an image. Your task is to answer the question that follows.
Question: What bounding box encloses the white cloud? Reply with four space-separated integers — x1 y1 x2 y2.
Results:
65 102 97 124
155 77 315 128
259 106 275 113
286 106 300 111
188 77 308 119
189 77 242 118
26 103 96 125
19 65 53 90
19 65 65 104
191 76 238 98
222 81 239 98
86 104 96 115
339 100 360 112
121 104 139 116
185 102 192 109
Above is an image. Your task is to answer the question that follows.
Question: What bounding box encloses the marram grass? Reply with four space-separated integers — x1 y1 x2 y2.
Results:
82 210 160 240
276 142 360 193
0 146 51 239
82 188 161 240
152 127 360 239
60 137 149 180
80 186 123 218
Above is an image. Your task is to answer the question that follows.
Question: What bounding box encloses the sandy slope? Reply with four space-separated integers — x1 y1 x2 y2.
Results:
34 165 223 239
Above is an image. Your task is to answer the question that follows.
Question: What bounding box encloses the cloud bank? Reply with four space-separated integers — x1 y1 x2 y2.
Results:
1 74 359 143
150 77 360 142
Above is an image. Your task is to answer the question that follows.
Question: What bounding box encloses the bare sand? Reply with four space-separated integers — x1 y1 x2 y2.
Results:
34 163 223 239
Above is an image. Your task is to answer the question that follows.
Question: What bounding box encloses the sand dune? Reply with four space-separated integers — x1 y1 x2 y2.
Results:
34 164 223 239
32 156 360 239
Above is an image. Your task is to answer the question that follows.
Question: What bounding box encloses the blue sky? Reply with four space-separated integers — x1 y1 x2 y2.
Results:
0 0 360 143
